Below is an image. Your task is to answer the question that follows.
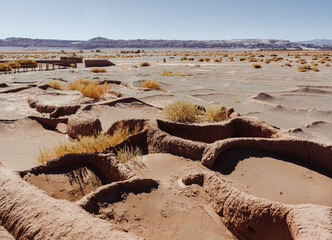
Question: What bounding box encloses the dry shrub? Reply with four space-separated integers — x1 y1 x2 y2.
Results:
312 67 319 72
0 63 11 72
164 100 203 122
140 62 151 67
36 121 142 164
48 80 65 90
7 61 20 69
205 104 231 122
91 68 106 73
188 58 194 61
252 64 262 68
117 146 142 163
326 63 331 67
68 78 109 99
298 59 307 64
162 70 187 76
181 57 188 61
265 59 270 64
79 82 108 98
195 64 201 67
198 58 204 62
17 59 37 68
284 63 292 67
297 65 311 72
140 80 162 90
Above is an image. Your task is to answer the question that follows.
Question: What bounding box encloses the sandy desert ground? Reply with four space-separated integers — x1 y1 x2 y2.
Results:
0 49 331 239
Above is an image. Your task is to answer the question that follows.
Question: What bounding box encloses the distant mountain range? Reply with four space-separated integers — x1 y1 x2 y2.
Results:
0 37 331 49
297 39 332 46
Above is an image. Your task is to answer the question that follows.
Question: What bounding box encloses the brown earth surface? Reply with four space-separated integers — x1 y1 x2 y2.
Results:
0 49 331 239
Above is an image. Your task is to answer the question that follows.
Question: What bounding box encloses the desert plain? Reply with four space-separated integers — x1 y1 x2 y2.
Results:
0 48 331 240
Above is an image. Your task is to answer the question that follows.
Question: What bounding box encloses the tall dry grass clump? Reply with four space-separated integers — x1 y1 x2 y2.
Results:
205 104 231 122
117 146 142 163
36 121 142 164
140 80 162 90
68 78 109 99
47 80 65 90
91 68 106 73
0 63 12 72
163 100 202 122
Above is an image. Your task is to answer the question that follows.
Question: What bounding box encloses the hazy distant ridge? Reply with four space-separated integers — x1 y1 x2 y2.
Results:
298 39 332 46
0 37 330 49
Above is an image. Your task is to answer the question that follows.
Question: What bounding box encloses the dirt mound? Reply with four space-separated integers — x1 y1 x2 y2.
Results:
0 165 140 239
67 115 102 138
183 172 332 240
1 115 331 239
252 92 275 100
306 121 329 128
291 87 332 94
27 95 81 117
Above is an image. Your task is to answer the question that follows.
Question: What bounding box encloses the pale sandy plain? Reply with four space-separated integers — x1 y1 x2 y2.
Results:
0 49 331 239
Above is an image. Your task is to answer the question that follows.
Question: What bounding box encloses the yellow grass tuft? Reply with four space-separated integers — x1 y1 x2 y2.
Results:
297 65 311 72
0 63 11 72
205 104 231 122
312 67 319 72
17 59 37 68
91 68 106 73
68 79 109 99
162 70 187 76
48 80 65 90
140 80 162 90
163 100 203 122
35 122 142 164
117 146 142 163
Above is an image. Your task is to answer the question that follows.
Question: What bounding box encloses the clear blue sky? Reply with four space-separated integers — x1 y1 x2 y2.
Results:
1 0 332 41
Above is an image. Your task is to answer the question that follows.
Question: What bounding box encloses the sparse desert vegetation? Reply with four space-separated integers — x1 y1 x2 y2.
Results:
36 121 141 164
205 104 231 122
163 100 203 122
46 78 110 99
252 64 262 68
69 79 109 99
90 68 106 73
297 65 312 72
1 47 332 240
162 70 187 76
47 80 65 90
116 145 142 163
139 80 162 90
